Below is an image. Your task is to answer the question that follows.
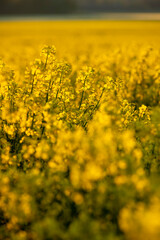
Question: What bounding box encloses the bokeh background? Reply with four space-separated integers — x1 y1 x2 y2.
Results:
1 0 160 15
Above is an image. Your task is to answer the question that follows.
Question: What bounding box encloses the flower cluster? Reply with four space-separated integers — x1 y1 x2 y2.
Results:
0 40 160 240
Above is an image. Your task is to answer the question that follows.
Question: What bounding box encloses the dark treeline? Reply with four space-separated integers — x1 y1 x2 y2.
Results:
0 0 76 15
0 0 160 15
77 0 160 12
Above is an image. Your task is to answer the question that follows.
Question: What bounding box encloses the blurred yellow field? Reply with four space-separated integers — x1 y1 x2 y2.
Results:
1 21 160 240
1 20 160 68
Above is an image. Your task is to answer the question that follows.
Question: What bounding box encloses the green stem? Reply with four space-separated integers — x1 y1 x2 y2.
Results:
78 77 87 110
44 53 49 70
40 113 46 138
93 87 105 111
83 87 105 129
30 73 35 95
56 72 63 99
46 78 52 103
31 113 35 129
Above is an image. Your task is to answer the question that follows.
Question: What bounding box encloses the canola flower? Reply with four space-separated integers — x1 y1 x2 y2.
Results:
0 21 160 240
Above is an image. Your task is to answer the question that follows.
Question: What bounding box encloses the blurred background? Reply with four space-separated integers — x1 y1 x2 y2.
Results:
0 0 160 15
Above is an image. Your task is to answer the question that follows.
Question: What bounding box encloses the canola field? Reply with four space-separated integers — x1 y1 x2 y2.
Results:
1 20 160 240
